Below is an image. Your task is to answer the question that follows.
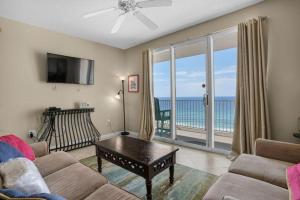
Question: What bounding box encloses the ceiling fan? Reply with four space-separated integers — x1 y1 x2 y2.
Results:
83 0 172 34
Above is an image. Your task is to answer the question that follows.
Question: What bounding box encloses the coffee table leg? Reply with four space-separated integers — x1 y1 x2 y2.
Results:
146 179 152 200
169 165 174 184
97 157 102 173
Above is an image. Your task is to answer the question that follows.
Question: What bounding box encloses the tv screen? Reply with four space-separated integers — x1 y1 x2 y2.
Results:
47 53 94 85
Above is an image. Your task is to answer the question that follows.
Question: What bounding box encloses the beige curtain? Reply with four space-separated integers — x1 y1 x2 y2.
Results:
139 49 155 141
232 17 271 155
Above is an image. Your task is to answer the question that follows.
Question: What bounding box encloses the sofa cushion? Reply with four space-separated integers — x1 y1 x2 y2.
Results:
84 184 140 200
0 188 65 200
44 163 107 200
203 173 288 200
30 142 49 158
222 196 239 200
34 151 78 177
229 154 293 188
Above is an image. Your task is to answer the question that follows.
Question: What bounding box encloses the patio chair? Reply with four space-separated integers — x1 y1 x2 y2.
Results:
154 97 171 136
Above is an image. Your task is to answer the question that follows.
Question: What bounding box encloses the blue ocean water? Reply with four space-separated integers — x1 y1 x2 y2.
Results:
157 96 235 132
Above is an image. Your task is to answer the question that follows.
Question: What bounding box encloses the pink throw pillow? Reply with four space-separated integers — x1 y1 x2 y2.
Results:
287 164 300 200
0 134 35 160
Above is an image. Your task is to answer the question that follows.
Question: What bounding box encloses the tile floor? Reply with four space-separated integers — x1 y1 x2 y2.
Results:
69 139 231 176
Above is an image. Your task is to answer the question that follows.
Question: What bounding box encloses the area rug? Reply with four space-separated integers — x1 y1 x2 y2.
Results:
80 156 217 200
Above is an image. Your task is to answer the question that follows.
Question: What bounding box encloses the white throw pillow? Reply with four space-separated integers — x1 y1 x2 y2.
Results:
0 157 50 195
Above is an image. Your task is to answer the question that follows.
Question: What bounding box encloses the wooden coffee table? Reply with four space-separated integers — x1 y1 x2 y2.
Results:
95 136 179 200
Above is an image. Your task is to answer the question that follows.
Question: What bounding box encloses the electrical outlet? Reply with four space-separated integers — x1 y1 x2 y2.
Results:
28 130 37 138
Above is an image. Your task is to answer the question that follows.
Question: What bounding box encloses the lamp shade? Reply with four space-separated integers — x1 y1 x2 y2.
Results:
115 94 121 99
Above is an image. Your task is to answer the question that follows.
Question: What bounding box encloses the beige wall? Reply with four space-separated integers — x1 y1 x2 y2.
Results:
0 17 127 141
125 0 300 143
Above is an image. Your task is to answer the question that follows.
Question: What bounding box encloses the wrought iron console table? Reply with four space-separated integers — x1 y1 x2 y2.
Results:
37 108 101 152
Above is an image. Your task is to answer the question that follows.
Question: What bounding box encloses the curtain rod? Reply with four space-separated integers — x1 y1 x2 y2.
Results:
152 25 237 53
152 16 268 53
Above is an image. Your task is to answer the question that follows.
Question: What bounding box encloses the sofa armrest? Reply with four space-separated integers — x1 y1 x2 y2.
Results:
255 138 300 163
30 141 49 158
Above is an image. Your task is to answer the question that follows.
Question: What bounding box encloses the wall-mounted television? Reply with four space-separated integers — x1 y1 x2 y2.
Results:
47 53 94 85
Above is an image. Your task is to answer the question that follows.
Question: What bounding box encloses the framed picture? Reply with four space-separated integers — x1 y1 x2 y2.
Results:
128 74 139 93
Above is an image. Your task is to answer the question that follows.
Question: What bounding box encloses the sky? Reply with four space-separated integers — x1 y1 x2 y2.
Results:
153 48 237 97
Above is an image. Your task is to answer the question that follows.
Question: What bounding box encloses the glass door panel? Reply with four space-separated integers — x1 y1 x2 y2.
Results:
152 27 237 152
174 39 208 147
212 28 237 150
153 48 172 139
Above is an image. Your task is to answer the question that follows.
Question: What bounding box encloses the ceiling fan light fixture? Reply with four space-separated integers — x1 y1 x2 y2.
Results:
84 0 173 33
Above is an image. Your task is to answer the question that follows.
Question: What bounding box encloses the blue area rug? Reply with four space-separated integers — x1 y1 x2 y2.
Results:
80 156 217 200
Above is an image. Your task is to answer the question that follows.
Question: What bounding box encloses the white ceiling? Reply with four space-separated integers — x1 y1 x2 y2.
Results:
0 0 262 49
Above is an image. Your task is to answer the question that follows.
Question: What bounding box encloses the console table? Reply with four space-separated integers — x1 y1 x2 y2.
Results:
37 108 101 152
95 136 179 200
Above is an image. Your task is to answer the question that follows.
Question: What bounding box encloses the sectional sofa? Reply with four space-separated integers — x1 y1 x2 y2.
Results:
203 139 299 200
0 141 140 200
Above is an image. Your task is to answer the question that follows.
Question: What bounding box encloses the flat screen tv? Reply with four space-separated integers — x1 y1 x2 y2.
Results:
47 53 94 85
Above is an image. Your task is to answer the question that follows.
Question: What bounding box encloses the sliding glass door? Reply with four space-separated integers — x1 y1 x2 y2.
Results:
212 29 237 151
174 39 209 147
152 27 237 152
153 48 172 139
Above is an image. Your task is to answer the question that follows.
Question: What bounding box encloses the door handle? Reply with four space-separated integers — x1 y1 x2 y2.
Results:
203 94 208 106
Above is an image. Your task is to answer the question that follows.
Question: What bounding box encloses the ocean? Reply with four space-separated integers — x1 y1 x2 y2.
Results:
157 96 235 133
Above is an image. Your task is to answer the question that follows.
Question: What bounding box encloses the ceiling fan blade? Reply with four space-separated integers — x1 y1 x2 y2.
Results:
134 11 158 30
83 7 116 18
111 14 126 34
136 0 172 8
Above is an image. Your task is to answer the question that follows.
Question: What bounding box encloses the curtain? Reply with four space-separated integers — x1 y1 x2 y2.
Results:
232 17 271 155
139 49 155 141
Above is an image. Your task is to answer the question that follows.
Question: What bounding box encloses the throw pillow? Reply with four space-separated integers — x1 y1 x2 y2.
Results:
0 142 24 163
0 158 50 195
287 163 300 200
0 189 65 200
0 134 35 160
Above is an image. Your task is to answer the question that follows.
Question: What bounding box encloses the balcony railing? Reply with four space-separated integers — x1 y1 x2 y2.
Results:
156 97 235 134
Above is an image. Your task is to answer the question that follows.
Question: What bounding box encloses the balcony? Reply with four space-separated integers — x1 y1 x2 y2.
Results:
155 97 235 151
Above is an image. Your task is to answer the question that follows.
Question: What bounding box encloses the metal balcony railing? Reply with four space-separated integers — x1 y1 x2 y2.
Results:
156 97 235 134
